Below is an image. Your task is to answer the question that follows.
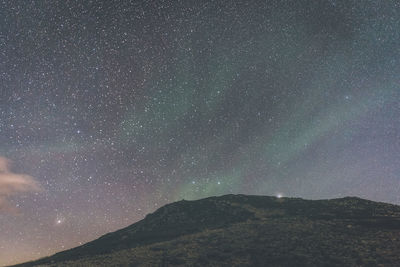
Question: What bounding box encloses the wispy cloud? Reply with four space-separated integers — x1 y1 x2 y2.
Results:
0 157 41 212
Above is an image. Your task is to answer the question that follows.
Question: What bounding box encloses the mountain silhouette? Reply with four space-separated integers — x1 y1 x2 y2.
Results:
11 194 400 266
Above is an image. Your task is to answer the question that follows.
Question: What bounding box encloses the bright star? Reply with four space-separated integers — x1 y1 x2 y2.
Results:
55 217 65 225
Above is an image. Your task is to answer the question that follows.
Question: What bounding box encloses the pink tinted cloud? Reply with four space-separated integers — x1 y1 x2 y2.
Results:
0 157 41 212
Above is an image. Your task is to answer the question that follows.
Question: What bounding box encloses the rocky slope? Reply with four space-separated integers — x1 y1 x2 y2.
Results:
11 194 400 266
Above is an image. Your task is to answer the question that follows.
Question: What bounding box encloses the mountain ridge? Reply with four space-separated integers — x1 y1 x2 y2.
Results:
11 194 400 266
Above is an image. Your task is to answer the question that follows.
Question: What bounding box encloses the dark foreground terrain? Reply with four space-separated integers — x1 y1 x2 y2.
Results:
11 194 400 266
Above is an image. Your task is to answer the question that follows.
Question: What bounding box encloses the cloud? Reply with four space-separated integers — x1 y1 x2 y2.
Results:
0 157 41 212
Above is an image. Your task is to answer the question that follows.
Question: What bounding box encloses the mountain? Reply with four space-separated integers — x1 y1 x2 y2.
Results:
11 194 400 266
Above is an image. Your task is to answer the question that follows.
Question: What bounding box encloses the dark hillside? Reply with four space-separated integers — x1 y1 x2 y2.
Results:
12 194 400 266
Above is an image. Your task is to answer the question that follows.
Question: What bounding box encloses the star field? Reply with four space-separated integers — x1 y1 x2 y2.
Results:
1 0 400 265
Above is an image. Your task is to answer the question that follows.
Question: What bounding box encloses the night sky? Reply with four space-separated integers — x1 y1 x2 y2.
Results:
1 0 400 265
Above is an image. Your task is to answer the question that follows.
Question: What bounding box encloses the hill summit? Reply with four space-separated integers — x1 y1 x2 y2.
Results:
12 194 400 266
